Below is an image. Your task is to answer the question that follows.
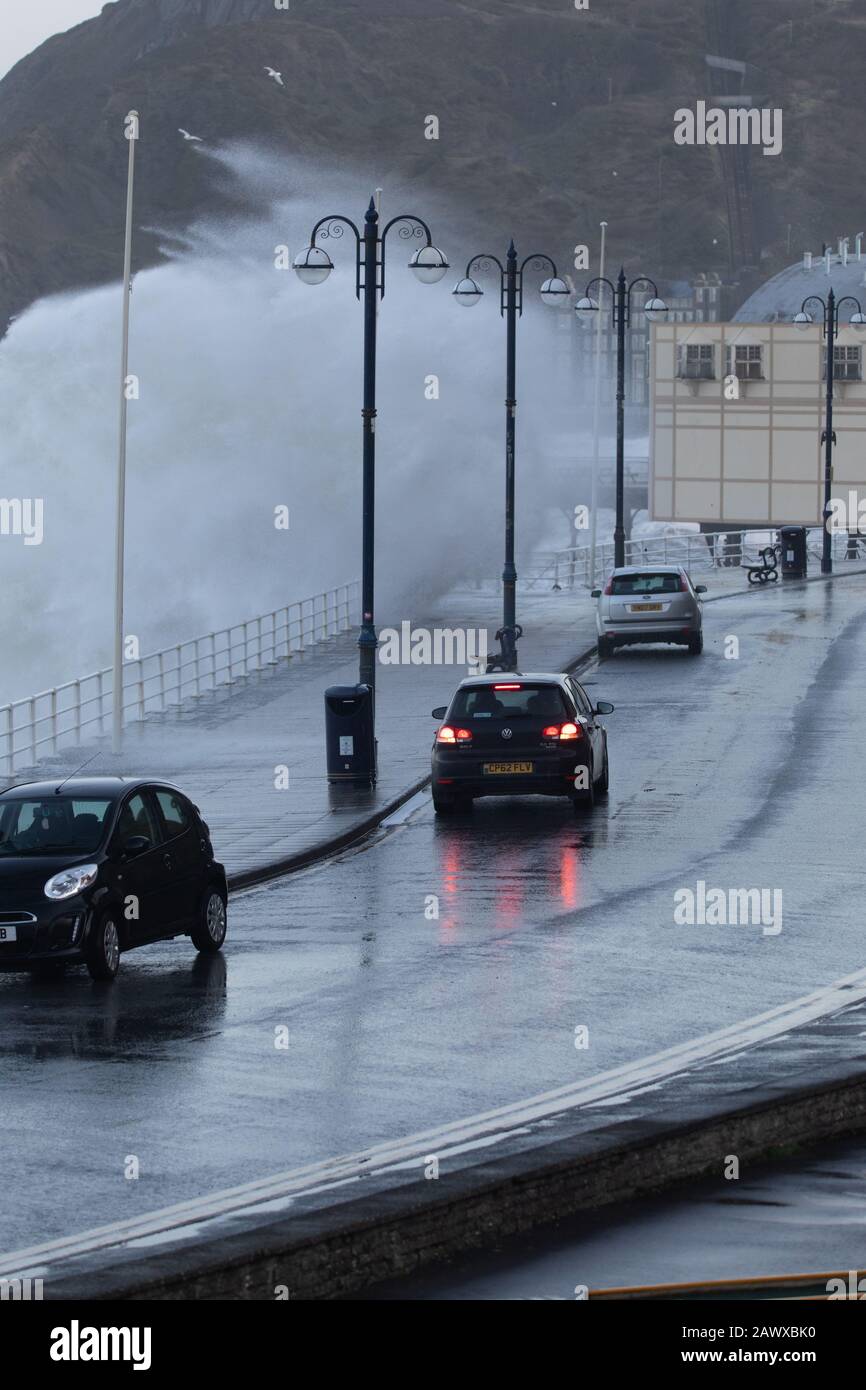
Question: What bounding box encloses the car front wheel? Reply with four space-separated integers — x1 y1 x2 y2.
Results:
86 913 121 981
191 889 227 954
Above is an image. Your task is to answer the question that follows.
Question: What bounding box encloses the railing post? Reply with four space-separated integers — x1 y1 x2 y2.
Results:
2 705 11 776
50 688 57 756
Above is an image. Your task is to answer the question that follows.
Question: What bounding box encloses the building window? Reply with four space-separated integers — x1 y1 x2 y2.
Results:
824 345 862 382
725 344 764 380
677 343 715 380
631 352 646 404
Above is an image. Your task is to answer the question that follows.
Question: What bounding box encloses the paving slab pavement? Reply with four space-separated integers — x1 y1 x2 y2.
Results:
18 590 597 882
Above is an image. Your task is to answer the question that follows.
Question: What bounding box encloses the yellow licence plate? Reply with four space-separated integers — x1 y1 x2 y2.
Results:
483 761 534 774
631 602 662 612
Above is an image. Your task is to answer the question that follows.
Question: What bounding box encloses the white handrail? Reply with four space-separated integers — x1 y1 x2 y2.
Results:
0 581 360 776
522 529 862 591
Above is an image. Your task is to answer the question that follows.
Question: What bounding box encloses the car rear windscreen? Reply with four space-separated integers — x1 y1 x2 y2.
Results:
610 573 682 595
449 684 569 720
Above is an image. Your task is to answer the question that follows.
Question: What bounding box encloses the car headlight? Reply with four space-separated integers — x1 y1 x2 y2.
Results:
44 864 99 901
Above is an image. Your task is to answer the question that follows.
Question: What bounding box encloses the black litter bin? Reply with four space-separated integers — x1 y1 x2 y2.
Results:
778 525 808 579
324 684 376 784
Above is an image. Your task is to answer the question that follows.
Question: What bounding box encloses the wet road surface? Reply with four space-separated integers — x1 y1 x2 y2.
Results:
3 574 866 1253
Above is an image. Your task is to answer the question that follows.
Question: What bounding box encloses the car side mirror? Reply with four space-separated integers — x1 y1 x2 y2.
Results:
432 706 447 719
590 589 602 598
122 835 151 859
594 701 615 715
695 584 707 594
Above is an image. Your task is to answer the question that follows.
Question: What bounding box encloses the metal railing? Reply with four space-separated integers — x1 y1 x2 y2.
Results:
0 581 360 776
523 529 866 592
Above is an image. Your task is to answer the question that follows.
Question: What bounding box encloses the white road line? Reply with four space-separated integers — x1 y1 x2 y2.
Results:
3 965 866 1279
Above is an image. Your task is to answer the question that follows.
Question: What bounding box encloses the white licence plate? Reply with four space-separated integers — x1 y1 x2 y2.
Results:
0 926 18 943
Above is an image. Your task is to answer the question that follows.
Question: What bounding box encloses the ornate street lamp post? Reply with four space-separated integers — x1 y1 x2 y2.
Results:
294 198 448 726
454 241 569 670
575 269 668 568
794 289 866 573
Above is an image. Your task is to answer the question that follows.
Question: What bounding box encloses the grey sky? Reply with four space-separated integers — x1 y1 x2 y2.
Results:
0 0 107 80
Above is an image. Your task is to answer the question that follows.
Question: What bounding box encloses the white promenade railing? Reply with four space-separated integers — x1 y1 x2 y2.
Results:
0 581 360 776
523 528 865 591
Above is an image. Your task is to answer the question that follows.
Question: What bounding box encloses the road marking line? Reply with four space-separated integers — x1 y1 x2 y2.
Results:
3 965 866 1278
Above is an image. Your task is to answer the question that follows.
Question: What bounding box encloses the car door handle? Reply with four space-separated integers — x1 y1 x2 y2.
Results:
163 853 173 870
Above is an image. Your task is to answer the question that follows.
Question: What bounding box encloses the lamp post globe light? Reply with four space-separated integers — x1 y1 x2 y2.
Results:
575 268 668 568
294 197 448 779
796 288 866 574
454 241 568 672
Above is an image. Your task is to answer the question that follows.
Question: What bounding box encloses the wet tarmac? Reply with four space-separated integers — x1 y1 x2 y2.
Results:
3 573 866 1256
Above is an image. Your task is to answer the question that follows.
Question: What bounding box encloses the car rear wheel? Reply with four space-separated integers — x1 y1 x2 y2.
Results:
191 889 227 954
86 913 121 982
687 632 703 655
597 636 613 659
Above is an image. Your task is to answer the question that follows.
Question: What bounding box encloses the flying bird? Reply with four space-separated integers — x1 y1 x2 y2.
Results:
178 128 203 142
264 66 284 87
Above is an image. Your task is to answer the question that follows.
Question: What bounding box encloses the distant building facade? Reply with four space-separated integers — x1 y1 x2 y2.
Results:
649 318 866 525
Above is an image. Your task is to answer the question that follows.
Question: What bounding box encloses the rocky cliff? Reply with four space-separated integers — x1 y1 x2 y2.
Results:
0 0 863 332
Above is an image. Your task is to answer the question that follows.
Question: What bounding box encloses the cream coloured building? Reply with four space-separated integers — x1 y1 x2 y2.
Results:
649 320 866 525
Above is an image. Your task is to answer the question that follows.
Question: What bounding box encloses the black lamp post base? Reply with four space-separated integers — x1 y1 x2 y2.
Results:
486 623 523 673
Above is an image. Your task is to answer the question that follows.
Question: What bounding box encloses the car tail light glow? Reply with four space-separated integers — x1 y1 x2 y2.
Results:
603 577 614 595
437 726 472 744
493 683 521 690
679 574 689 591
542 722 582 741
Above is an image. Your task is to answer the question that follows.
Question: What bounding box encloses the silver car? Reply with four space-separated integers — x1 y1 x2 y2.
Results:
591 565 706 657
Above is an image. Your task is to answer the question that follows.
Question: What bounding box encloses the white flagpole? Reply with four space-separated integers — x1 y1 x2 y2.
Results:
113 110 138 756
589 219 607 588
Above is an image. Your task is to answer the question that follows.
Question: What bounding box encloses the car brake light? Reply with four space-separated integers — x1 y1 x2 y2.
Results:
494 683 521 690
437 726 472 743
679 574 689 591
542 722 582 741
603 577 614 595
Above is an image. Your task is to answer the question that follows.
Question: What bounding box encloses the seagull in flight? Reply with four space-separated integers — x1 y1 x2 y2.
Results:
178 128 203 142
264 66 284 87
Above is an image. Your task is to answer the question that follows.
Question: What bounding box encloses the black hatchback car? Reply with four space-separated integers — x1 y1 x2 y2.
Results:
0 777 227 980
430 673 614 814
